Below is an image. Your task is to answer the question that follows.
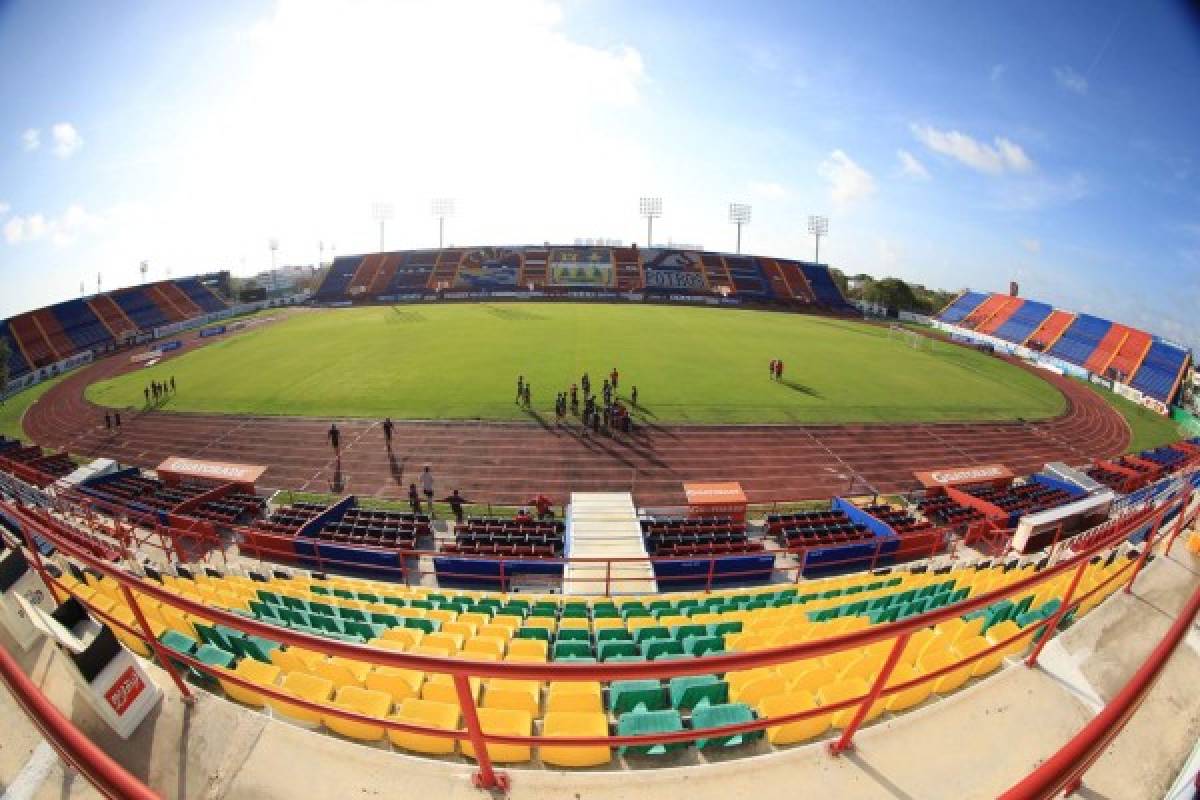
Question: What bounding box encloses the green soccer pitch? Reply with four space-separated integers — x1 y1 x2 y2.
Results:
84 304 1067 424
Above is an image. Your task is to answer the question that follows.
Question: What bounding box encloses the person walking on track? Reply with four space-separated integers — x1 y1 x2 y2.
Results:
328 423 341 453
382 417 394 447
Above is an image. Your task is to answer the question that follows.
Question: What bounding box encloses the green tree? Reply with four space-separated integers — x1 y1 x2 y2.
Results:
863 277 919 311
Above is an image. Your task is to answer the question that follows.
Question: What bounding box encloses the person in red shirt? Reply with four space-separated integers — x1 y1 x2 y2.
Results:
775 360 784 381
514 507 533 524
531 493 554 520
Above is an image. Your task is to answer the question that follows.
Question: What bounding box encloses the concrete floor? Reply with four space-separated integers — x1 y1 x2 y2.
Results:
1 544 1197 800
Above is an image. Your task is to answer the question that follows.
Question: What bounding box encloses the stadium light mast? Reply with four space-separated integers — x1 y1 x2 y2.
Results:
139 260 148 284
729 203 752 254
808 215 829 264
371 202 394 252
639 196 662 247
431 198 455 249
268 238 279 271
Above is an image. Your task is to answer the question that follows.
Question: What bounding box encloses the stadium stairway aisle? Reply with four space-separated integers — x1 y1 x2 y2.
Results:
562 492 657 595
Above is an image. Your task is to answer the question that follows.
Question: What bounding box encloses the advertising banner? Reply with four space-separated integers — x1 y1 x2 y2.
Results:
548 248 614 287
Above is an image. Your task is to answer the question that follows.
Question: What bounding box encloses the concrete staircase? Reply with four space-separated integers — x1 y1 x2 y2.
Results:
562 492 656 596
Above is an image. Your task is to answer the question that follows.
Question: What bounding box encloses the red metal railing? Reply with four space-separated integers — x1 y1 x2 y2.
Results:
999 580 1200 799
0 644 160 800
3 489 1191 791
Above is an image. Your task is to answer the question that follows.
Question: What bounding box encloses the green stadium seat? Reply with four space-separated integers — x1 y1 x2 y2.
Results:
609 680 665 714
668 675 727 710
693 703 761 748
617 708 685 756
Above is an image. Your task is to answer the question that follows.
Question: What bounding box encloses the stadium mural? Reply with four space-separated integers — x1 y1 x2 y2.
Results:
642 249 709 291
455 247 520 290
548 247 615 287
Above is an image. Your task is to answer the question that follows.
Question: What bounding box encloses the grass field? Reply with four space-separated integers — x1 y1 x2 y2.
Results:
85 304 1067 424
1081 382 1184 453
0 375 67 440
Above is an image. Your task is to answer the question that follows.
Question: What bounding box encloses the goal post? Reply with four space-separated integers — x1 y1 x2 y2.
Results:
888 324 933 352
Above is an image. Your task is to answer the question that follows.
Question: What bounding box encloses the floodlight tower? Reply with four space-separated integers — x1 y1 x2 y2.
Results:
139 260 149 284
639 196 662 247
371 202 394 252
268 238 279 271
808 215 829 264
431 198 455 249
729 203 752 254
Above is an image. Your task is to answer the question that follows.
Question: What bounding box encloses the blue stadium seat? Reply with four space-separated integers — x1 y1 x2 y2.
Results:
1047 313 1111 366
1130 340 1189 403
992 301 1053 346
0 321 31 378
315 257 363 301
798 263 851 308
51 299 114 352
174 278 228 313
938 291 987 324
112 288 170 329
724 256 772 299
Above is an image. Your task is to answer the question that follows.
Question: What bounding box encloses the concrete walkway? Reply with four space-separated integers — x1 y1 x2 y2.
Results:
1 547 1197 800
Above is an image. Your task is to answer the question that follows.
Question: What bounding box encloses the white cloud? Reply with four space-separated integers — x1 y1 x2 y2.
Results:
818 150 877 208
1021 238 1042 254
748 181 787 199
50 122 83 158
990 64 1007 82
3 204 103 246
21 128 39 151
1054 66 1088 95
896 149 930 180
0 201 10 217
910 124 1035 175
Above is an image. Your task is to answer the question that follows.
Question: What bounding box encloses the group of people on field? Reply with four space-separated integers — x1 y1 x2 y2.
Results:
143 376 177 406
518 367 637 436
768 358 785 381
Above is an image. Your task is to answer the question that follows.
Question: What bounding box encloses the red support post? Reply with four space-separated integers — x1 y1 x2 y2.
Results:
604 559 612 597
454 673 508 791
1124 509 1166 595
829 631 910 755
1162 487 1194 557
704 556 716 594
498 556 507 593
1026 559 1088 668
118 582 195 703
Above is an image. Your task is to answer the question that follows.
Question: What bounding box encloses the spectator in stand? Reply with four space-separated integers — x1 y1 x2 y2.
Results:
442 489 469 524
515 375 524 404
408 483 422 514
531 493 554 520
328 424 341 452
104 412 112 430
610 367 619 389
420 465 435 512
514 507 533 524
382 417 394 447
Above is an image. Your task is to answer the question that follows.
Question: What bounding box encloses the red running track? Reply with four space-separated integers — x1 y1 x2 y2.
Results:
21 325 1130 506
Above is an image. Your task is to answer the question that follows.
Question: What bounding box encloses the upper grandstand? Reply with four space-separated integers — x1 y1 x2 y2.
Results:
0 272 231 385
312 245 854 311
936 290 1193 406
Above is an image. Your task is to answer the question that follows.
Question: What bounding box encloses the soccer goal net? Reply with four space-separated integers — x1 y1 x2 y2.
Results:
888 324 933 351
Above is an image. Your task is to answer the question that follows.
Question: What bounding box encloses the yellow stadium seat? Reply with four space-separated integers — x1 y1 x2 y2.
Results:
270 646 325 674
918 647 971 694
367 638 407 652
726 667 775 698
478 624 514 640
313 657 373 689
730 673 788 706
426 609 458 624
955 635 1004 678
463 637 506 659
365 667 425 703
985 620 1031 657
787 666 837 696
757 689 831 745
267 671 334 727
461 707 533 764
410 643 454 658
900 629 937 666
422 674 481 705
388 699 460 755
818 677 882 729
423 632 464 652
380 627 423 649
323 686 392 742
458 612 490 629
108 606 153 657
558 617 590 631
491 615 523 633
441 621 477 639
483 679 541 715
546 681 603 713
838 654 886 683
540 712 611 767
507 639 549 660
218 659 282 708
882 663 932 713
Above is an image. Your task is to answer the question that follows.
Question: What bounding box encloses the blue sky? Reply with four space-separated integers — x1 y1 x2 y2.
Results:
1 0 1198 349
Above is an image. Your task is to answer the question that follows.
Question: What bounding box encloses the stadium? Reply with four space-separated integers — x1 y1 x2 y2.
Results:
1 4 1199 800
